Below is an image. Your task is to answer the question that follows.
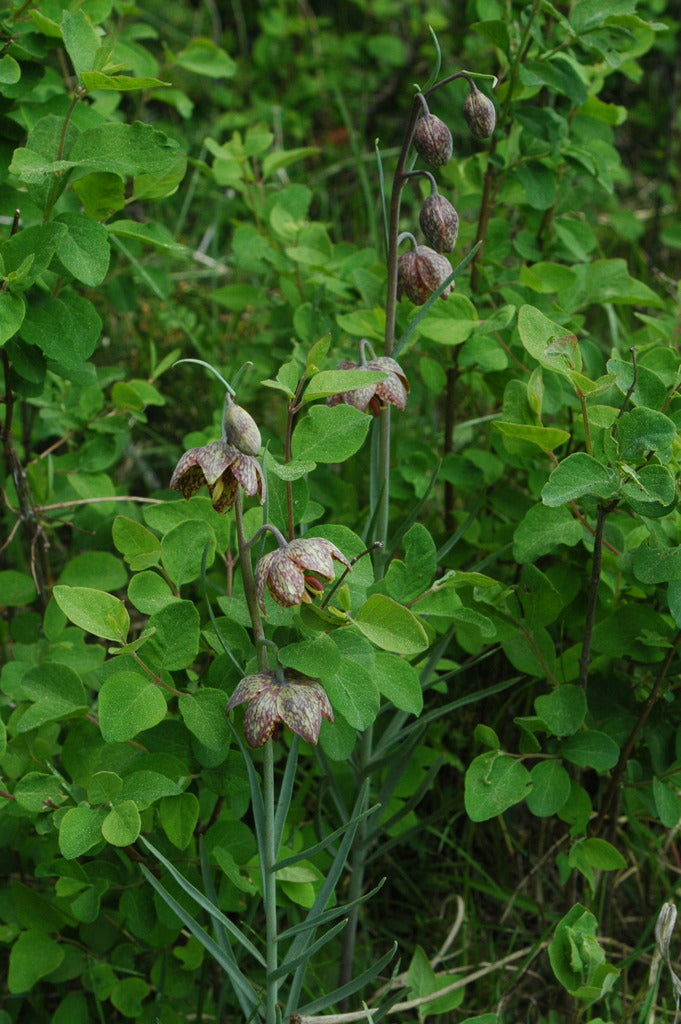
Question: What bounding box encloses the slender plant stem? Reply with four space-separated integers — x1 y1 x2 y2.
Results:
578 500 617 689
234 490 278 1021
263 738 278 1024
593 630 681 836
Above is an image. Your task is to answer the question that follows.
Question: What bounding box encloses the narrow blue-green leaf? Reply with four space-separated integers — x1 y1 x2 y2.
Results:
278 878 386 940
139 865 257 1011
295 942 397 1015
139 837 266 965
271 918 349 981
273 737 299 856
273 802 379 871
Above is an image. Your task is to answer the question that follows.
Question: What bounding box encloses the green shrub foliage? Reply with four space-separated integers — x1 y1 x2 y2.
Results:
1 0 680 1021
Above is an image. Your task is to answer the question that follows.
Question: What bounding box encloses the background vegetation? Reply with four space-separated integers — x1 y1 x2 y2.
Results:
1 1 681 1022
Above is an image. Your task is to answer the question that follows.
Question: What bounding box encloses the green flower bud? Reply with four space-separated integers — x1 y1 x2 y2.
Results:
223 398 261 456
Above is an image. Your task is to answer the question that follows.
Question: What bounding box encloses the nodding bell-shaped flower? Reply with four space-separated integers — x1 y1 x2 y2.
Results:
397 245 453 306
463 82 496 140
226 669 334 748
419 192 459 254
328 355 409 416
170 440 265 513
255 537 351 613
413 113 453 167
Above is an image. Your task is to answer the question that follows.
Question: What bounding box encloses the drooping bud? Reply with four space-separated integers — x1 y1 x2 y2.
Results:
222 397 261 456
397 245 453 306
413 114 453 167
463 83 496 140
419 193 459 253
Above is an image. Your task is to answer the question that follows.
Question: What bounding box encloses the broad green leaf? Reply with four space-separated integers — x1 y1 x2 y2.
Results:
13 772 66 813
616 407 676 459
15 662 87 732
81 71 170 90
291 404 371 463
144 600 200 670
111 978 149 1018
20 294 101 372
175 38 236 77
653 777 681 827
161 519 216 586
385 522 437 603
494 421 570 452
0 54 20 84
179 689 230 752
98 672 167 741
107 219 187 253
301 369 387 403
73 172 126 219
373 652 423 715
633 545 681 584
519 261 577 294
53 585 129 642
88 771 123 805
0 570 37 605
59 806 108 859
560 730 619 770
0 223 67 289
112 516 162 571
0 292 26 345
353 595 429 655
335 307 385 341
58 550 127 591
279 635 341 678
513 503 583 562
465 751 532 821
69 121 181 179
542 453 617 507
160 793 200 849
518 305 581 376
61 9 100 78
525 761 571 817
535 685 587 736
54 212 110 286
127 571 174 614
122 770 182 810
263 147 319 179
578 838 626 871
548 904 600 993
8 931 64 993
102 800 141 845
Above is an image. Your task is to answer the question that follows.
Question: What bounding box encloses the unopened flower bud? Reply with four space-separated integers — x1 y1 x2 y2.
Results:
397 245 453 306
223 398 261 456
463 84 496 140
413 114 453 167
419 193 459 253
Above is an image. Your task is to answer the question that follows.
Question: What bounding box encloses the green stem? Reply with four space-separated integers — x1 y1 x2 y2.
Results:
263 738 278 1024
234 491 277 1020
577 500 617 689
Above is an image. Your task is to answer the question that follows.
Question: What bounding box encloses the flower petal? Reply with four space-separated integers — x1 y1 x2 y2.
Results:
243 688 279 747
226 672 274 712
194 440 235 486
230 452 265 499
287 538 340 578
278 684 323 745
255 550 278 612
265 550 307 607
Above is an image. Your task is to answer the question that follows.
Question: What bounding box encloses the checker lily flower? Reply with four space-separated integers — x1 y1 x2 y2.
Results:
327 354 409 415
226 669 334 748
255 535 351 613
170 439 265 513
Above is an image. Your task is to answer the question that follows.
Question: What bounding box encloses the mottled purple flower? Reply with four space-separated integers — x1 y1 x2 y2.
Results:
327 356 409 416
255 537 351 613
170 439 265 513
226 670 334 747
397 245 453 305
